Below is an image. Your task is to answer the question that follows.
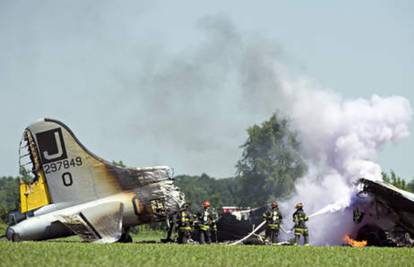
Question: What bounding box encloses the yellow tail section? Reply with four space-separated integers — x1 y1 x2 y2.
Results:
19 171 51 213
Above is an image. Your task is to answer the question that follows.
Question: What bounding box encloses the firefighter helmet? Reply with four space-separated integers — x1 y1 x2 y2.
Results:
295 202 304 209
202 200 210 208
181 202 190 210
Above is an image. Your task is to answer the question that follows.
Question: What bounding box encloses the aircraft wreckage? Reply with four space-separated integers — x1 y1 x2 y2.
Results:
6 118 185 242
4 119 414 247
215 178 414 247
352 178 414 247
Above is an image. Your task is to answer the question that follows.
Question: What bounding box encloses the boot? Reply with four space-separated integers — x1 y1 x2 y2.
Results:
304 235 309 246
294 235 300 245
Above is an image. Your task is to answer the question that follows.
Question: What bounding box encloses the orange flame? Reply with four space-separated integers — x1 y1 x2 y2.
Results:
343 234 367 247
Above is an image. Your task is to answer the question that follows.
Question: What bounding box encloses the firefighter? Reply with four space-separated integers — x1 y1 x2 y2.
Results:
262 201 282 244
197 200 217 244
292 202 309 246
353 207 364 224
176 203 193 244
164 210 177 243
211 210 219 243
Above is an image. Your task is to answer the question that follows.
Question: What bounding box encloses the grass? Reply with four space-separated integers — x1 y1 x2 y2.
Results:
0 238 413 267
47 229 165 243
0 224 411 267
0 222 6 236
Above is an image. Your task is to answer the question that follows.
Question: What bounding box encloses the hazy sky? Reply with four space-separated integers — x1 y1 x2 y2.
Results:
1 0 414 178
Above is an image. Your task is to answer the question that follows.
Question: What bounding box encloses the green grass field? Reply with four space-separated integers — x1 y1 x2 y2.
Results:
1 238 413 267
1 223 413 267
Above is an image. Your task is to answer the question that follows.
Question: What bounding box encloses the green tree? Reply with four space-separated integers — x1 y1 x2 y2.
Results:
112 160 126 168
175 174 240 209
0 176 20 222
0 204 7 222
382 170 413 192
236 114 307 207
407 179 414 193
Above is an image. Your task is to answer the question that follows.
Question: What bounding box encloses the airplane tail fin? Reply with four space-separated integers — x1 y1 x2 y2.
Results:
19 118 122 208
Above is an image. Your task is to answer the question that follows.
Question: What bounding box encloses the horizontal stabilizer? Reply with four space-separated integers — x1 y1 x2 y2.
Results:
59 202 123 243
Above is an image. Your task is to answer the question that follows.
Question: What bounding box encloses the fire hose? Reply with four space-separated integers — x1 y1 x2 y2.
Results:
228 221 266 245
228 221 293 245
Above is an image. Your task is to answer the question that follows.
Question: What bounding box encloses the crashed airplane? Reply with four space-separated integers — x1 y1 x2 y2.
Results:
352 178 414 247
215 178 414 247
6 118 185 243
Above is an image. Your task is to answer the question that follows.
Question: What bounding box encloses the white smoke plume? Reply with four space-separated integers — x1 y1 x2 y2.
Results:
276 78 412 245
238 40 412 245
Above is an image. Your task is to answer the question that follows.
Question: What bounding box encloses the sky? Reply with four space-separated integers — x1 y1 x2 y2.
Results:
1 0 414 179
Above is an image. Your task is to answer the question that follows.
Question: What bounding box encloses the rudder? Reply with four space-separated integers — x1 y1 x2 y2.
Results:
20 118 122 205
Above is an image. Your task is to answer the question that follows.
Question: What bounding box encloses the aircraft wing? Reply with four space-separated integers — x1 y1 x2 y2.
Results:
359 178 414 213
58 202 124 243
357 178 414 246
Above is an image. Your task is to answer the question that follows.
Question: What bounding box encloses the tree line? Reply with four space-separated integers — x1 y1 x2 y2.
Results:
382 170 414 192
0 177 19 222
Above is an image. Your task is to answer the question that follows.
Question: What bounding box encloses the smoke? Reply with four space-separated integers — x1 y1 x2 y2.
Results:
175 17 413 245
107 15 287 175
144 16 414 245
276 75 412 245
181 17 414 244
109 15 412 246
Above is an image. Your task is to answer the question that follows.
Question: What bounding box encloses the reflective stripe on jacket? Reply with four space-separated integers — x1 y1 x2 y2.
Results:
198 208 217 231
293 209 308 229
263 209 282 225
176 211 193 230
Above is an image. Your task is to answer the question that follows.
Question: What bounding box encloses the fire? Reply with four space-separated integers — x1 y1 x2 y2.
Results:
343 234 367 247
